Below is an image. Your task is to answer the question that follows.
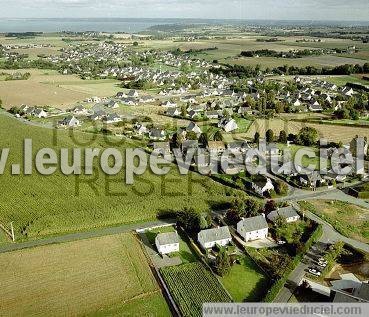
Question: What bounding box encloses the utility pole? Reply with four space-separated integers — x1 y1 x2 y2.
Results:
10 222 15 242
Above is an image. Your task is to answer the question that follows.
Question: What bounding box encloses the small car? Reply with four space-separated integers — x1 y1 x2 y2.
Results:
308 268 321 276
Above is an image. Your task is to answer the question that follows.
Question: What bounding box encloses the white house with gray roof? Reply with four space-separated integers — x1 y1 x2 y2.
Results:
155 232 179 255
267 206 300 224
237 215 268 242
198 226 232 249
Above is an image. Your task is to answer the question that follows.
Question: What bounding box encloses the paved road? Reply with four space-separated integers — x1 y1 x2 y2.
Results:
0 219 175 254
274 199 369 303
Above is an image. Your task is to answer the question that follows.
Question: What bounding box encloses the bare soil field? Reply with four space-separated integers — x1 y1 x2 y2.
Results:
0 233 171 317
0 69 122 109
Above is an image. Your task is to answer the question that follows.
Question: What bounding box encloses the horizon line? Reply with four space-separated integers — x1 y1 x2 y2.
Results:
1 17 369 23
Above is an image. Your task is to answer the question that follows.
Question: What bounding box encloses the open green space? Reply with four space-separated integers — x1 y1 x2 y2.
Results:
220 255 268 302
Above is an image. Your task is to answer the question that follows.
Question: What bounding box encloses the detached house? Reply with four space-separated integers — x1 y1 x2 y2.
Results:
58 116 80 128
33 108 48 118
237 215 269 242
155 232 179 255
186 122 202 135
207 141 226 154
218 118 238 133
104 113 122 124
198 226 232 249
267 206 300 224
251 175 274 196
149 128 166 141
73 105 89 116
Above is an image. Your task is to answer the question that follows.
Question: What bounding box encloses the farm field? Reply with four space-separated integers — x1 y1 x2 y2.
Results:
0 113 237 240
0 69 122 109
230 55 367 70
246 118 369 143
299 200 369 244
160 262 232 317
220 255 268 302
0 233 171 317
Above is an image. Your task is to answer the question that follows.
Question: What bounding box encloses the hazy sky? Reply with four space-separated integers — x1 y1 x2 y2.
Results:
0 0 368 20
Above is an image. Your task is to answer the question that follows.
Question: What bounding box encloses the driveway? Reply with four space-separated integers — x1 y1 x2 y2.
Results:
244 237 278 249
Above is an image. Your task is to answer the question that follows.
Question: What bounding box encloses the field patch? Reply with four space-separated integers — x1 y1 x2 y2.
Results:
160 262 232 317
299 200 369 244
0 114 235 240
246 118 369 143
0 69 121 109
0 233 171 317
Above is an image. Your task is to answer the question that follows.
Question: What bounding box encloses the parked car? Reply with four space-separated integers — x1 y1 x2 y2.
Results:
277 240 286 245
317 262 327 268
308 268 321 276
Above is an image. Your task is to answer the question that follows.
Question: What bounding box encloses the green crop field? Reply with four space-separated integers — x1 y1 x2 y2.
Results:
0 113 237 240
0 233 171 317
160 262 232 317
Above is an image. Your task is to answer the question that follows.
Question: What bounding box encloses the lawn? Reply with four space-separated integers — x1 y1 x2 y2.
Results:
0 233 171 317
299 200 369 243
220 255 268 302
160 262 232 317
0 114 237 240
234 117 252 133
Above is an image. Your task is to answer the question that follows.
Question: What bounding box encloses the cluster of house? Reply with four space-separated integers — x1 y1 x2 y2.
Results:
18 105 48 118
154 206 301 255
285 76 356 113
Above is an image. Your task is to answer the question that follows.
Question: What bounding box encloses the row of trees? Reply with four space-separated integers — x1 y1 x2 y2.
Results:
255 126 319 147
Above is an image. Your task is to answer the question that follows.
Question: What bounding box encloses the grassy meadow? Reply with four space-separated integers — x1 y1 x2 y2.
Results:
0 233 171 317
0 114 237 240
299 200 369 243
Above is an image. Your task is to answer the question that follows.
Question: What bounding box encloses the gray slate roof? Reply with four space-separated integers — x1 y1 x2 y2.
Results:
238 215 268 233
267 206 300 222
198 226 231 244
156 232 179 246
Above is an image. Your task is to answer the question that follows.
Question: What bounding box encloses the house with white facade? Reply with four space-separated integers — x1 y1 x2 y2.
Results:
267 206 300 224
198 226 232 249
251 175 275 196
155 232 179 255
237 215 269 242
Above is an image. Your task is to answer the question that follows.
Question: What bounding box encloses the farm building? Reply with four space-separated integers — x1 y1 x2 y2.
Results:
155 232 179 255
237 215 268 242
198 226 232 249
